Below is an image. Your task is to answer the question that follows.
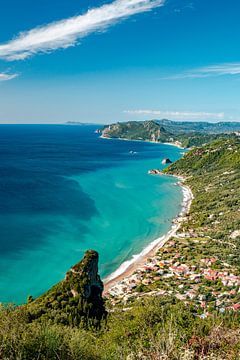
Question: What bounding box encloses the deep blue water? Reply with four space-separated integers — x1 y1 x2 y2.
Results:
0 125 184 303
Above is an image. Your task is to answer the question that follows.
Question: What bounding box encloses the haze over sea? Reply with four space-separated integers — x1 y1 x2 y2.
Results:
0 125 183 303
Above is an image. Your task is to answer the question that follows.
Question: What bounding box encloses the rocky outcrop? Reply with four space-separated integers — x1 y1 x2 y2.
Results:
66 250 103 300
162 158 172 165
27 250 106 326
148 169 162 175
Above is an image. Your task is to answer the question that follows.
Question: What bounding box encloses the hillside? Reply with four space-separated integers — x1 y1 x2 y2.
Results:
27 250 106 326
100 120 239 147
101 120 172 142
156 119 240 134
108 137 240 312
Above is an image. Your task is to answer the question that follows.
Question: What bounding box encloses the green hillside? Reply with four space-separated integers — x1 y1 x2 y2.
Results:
107 138 240 309
156 119 240 134
100 120 239 147
101 120 171 142
26 250 106 327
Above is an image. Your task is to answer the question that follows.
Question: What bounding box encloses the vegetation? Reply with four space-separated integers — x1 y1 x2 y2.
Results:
101 120 171 142
175 132 236 148
0 297 239 359
26 250 106 327
109 138 239 310
155 119 240 134
164 136 240 269
100 120 240 148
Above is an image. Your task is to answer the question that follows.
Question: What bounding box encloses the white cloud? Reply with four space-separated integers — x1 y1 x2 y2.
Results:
0 72 18 81
0 0 165 61
167 63 240 79
124 109 225 120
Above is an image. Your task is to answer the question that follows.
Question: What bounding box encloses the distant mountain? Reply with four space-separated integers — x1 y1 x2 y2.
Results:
100 120 240 148
66 121 100 126
155 119 240 134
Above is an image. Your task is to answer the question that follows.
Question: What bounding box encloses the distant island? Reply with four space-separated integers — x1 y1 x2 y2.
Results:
99 119 240 148
66 121 102 126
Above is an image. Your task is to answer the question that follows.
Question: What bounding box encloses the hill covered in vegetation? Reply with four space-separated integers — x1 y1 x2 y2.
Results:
0 137 239 359
109 137 240 306
100 120 240 148
26 250 106 327
156 119 240 134
101 120 171 142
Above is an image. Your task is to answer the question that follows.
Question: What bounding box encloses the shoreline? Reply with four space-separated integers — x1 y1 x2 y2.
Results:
100 134 185 149
163 141 185 149
103 179 193 294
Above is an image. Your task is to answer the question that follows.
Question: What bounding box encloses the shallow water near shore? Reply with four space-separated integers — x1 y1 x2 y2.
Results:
0 125 184 303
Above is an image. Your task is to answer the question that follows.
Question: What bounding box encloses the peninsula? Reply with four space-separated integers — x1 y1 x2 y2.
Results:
99 119 240 148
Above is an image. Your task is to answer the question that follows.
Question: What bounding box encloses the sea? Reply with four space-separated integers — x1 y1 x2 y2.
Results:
0 125 184 303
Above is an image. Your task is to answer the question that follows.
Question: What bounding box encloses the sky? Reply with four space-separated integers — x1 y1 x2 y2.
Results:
0 0 240 124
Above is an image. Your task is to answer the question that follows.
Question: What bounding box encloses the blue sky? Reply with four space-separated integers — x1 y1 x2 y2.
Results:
0 0 240 124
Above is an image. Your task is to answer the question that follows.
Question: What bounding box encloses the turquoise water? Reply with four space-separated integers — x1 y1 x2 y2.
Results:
0 125 183 303
75 158 182 277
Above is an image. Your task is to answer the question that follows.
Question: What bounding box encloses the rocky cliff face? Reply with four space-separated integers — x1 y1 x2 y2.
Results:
65 250 103 300
27 250 106 326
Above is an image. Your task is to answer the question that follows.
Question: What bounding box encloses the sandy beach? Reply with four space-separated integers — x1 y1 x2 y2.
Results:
103 179 193 294
163 141 185 149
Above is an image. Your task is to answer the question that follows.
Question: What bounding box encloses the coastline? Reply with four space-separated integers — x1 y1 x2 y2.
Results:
100 134 185 149
163 141 185 149
103 178 193 294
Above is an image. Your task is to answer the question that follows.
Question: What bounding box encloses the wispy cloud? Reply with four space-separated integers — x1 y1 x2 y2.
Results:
0 72 18 81
0 0 165 61
167 63 240 79
124 109 225 120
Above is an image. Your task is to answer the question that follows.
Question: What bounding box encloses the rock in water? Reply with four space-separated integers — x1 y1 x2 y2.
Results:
162 158 172 165
27 250 106 327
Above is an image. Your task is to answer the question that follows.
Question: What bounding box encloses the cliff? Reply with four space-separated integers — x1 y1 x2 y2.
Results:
27 250 106 326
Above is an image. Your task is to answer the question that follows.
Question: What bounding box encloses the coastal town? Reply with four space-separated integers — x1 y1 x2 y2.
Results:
105 235 240 315
105 139 240 316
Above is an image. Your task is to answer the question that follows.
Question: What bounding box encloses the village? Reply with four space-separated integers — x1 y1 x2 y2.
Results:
105 235 240 315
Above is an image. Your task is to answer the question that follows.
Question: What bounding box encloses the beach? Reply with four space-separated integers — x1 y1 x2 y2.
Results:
103 178 193 294
163 142 185 149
